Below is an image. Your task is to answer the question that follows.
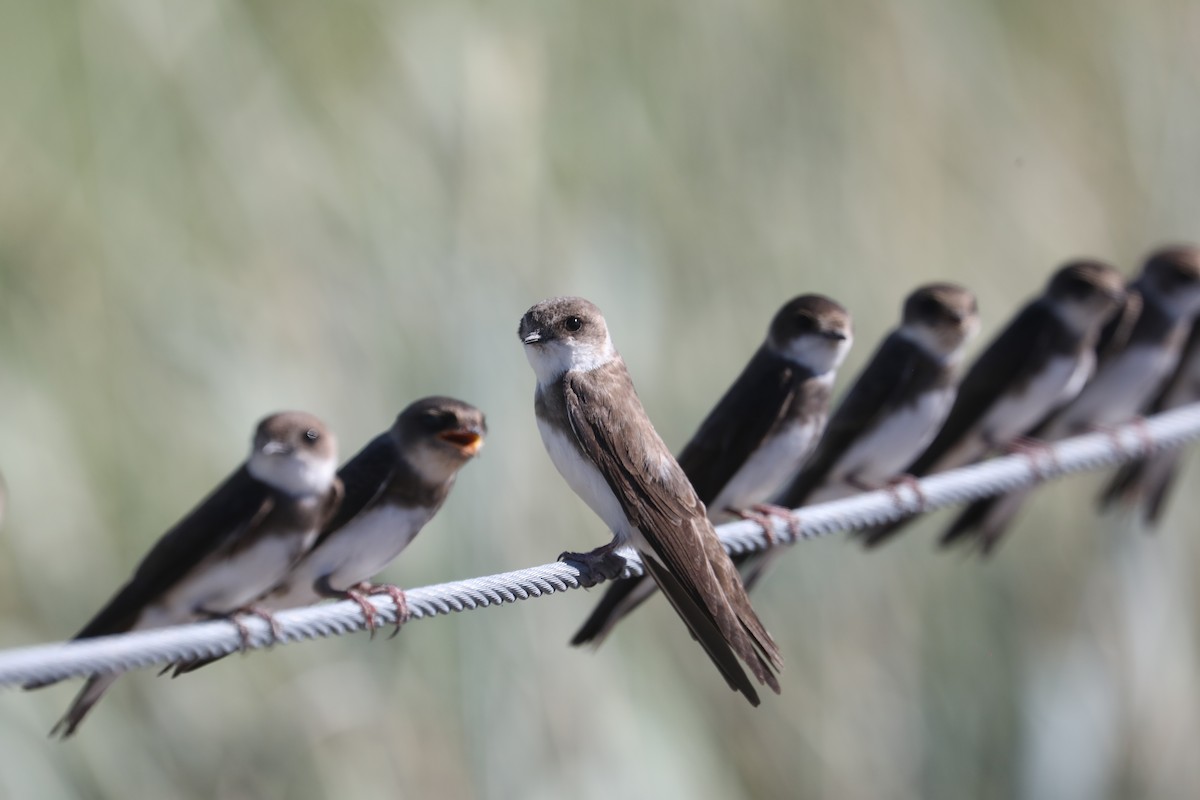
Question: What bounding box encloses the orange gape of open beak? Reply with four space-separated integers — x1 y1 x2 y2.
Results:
438 429 484 456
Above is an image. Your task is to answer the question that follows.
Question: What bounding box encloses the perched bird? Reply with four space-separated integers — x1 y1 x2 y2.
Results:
776 284 979 510
571 295 853 646
1099 319 1200 524
861 260 1126 548
943 246 1200 552
172 397 486 675
520 296 783 705
31 412 342 738
256 396 484 624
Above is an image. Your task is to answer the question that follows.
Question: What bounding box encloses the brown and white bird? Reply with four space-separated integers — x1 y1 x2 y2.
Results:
255 396 485 623
862 260 1126 548
571 295 853 646
776 284 979 510
943 246 1200 552
31 412 342 737
519 296 783 705
1099 318 1200 524
171 397 485 675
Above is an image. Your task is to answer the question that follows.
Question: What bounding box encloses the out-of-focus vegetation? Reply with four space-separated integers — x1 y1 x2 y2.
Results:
1 1 1198 798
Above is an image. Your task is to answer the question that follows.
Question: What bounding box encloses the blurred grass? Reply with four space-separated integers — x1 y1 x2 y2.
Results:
1 0 1199 797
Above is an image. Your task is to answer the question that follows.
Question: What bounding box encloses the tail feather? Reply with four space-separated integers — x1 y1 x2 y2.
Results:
707 544 783 680
49 674 119 739
639 554 764 704
1098 460 1145 511
1142 460 1180 526
570 575 657 647
941 489 1029 555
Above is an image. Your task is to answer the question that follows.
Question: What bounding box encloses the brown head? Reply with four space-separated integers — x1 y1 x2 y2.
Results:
899 283 980 362
391 396 487 484
247 411 339 497
1140 245 1200 319
765 294 853 375
1044 260 1127 334
519 296 617 384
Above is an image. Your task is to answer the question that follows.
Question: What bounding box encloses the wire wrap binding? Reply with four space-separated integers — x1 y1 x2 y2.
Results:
2 403 1199 688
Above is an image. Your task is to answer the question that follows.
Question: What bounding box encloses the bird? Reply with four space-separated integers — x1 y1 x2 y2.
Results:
860 260 1126 548
31 411 343 738
519 296 783 705
171 397 486 675
775 283 979 512
1099 318 1200 524
943 245 1200 552
571 294 853 647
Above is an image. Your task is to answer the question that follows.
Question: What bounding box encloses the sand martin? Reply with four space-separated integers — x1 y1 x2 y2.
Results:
861 261 1126 547
520 296 783 705
943 246 1200 552
171 397 486 676
257 396 484 625
32 412 342 737
571 295 853 646
1099 319 1200 524
777 283 978 508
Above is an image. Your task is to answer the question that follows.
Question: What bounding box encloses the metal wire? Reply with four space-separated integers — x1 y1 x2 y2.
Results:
2 403 1199 688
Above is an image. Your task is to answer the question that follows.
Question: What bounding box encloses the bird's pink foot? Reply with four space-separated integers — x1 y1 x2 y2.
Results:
885 474 928 514
363 583 410 639
731 504 801 546
344 586 381 638
1004 436 1059 480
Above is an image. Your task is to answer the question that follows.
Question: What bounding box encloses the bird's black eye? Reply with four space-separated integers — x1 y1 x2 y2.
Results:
564 316 582 332
421 411 452 431
305 429 320 442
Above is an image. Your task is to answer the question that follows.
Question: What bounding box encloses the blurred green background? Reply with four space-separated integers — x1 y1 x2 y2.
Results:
1 0 1199 798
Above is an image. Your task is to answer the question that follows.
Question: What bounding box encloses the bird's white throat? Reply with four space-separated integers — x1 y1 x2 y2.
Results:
524 334 617 385
248 451 337 497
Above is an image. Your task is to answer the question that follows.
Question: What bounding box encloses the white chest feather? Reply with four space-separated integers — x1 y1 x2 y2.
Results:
710 416 824 515
265 504 434 610
140 530 315 628
1051 345 1176 434
537 415 633 540
983 354 1089 444
832 387 956 486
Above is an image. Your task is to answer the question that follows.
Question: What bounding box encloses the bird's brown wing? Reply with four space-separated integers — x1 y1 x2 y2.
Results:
908 300 1064 476
313 433 394 547
575 349 803 648
1094 288 1142 367
73 466 274 640
778 333 938 506
563 362 782 699
676 347 802 505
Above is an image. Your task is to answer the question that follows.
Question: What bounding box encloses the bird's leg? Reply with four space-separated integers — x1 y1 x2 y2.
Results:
197 608 255 653
559 539 628 585
239 605 284 645
1090 417 1154 458
1003 435 1059 481
885 474 928 515
362 583 410 639
730 505 802 546
342 586 381 639
314 575 380 638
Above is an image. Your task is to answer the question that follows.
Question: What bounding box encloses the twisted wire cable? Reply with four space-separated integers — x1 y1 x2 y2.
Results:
2 403 1199 688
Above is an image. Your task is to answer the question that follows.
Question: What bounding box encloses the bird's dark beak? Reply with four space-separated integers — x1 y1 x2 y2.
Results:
518 314 544 345
823 330 848 341
438 426 485 456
